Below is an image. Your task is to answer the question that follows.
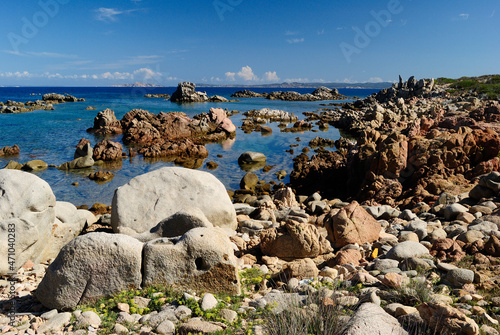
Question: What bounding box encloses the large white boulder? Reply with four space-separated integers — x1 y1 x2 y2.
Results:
143 227 241 295
36 232 143 310
111 167 237 235
39 201 97 262
0 170 55 274
0 170 96 275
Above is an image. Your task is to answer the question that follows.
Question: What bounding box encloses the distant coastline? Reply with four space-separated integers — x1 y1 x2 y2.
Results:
110 81 394 90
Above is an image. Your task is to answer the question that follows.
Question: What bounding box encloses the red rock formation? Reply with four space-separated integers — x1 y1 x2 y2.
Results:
0 145 20 157
93 140 124 161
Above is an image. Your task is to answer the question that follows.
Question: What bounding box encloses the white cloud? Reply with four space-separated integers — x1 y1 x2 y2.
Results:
95 8 139 22
287 38 304 44
0 71 31 78
263 71 279 82
225 72 236 81
491 10 496 17
458 13 469 20
133 67 161 80
0 69 164 82
26 52 78 59
237 66 258 81
285 30 298 36
317 29 325 35
2 50 23 56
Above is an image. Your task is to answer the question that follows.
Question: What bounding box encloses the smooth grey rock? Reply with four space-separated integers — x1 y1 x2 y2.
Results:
40 201 96 261
400 209 417 221
445 268 475 287
112 167 237 235
58 156 94 170
406 220 428 240
201 293 218 311
234 203 255 216
41 309 59 320
443 203 468 221
143 227 241 295
37 312 72 334
428 228 447 241
219 308 238 323
147 309 177 327
372 258 400 271
469 221 498 235
436 262 458 272
115 323 129 334
344 303 408 335
175 305 192 320
156 319 175 335
76 311 102 328
177 319 224 334
134 208 214 242
458 230 484 243
36 233 143 310
238 151 267 165
385 241 430 261
0 169 56 274
366 205 401 220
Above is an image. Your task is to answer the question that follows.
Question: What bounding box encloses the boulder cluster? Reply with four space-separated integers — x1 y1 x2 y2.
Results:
0 93 84 114
170 82 233 103
87 107 236 167
232 86 346 101
292 77 500 209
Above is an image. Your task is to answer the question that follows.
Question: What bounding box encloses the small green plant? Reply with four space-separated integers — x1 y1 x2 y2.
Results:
385 278 434 306
262 291 350 335
239 267 270 293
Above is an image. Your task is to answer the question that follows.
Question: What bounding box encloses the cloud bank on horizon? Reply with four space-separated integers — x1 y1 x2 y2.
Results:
0 0 498 86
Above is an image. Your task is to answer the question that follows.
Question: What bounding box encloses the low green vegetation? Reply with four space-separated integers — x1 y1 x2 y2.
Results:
437 74 500 98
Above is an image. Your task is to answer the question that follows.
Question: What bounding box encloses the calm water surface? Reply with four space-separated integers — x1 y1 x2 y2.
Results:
0 87 377 206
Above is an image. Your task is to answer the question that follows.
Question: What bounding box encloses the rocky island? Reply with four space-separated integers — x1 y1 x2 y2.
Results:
0 93 84 114
231 86 347 101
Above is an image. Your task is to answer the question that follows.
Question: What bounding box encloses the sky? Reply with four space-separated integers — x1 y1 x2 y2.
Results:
0 0 498 86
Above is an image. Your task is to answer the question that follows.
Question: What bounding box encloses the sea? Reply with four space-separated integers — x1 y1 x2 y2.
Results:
0 87 378 206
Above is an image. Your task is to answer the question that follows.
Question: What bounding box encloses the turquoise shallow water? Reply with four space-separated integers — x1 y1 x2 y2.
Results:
0 87 377 206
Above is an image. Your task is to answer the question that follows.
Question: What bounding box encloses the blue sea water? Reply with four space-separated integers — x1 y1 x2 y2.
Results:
0 86 377 206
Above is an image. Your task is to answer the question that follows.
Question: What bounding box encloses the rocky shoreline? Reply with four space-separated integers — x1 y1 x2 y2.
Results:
1 77 500 335
231 86 347 101
0 93 84 114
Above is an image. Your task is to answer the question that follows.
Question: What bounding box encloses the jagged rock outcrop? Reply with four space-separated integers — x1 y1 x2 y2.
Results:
231 90 267 98
267 86 346 101
0 145 20 157
87 108 123 135
93 140 124 161
42 93 85 103
170 82 209 103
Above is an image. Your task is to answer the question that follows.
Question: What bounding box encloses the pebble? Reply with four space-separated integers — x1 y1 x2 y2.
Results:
201 293 218 311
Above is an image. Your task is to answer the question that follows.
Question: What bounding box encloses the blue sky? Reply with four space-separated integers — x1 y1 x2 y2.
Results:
0 0 498 86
